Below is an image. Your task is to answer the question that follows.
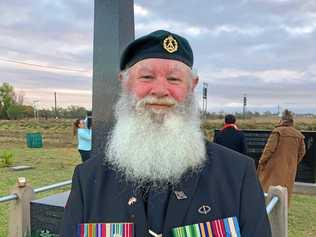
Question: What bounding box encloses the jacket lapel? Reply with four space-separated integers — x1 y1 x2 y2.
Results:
162 169 201 235
125 185 150 237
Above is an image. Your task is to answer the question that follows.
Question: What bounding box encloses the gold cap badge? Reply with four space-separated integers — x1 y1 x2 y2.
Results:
163 35 178 53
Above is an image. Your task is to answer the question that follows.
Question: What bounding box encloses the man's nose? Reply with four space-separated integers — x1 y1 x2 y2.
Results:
149 78 170 98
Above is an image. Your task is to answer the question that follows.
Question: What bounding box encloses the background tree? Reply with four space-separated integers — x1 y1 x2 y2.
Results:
7 104 24 120
0 82 15 119
22 105 35 118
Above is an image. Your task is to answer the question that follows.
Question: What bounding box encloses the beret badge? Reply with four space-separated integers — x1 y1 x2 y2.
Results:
163 35 178 53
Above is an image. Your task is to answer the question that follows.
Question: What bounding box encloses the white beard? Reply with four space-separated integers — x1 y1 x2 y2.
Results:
105 90 206 186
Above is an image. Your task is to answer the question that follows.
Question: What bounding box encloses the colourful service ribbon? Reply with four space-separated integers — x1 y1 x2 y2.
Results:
171 216 241 237
77 223 133 237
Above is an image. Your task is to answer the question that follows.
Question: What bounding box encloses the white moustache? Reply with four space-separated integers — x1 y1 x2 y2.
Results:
136 96 177 110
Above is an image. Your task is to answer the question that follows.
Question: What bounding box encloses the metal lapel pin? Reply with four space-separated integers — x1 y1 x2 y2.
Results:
149 229 162 237
198 205 211 215
174 191 188 200
128 197 137 206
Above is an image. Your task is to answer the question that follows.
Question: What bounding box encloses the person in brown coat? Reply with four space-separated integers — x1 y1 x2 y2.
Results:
257 109 306 203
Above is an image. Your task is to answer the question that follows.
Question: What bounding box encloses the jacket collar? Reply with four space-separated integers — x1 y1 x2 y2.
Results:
221 123 239 131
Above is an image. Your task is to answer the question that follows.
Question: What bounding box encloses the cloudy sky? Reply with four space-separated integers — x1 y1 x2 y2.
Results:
1 0 316 113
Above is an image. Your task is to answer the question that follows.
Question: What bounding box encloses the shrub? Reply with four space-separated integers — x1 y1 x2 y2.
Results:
7 104 25 120
0 151 13 167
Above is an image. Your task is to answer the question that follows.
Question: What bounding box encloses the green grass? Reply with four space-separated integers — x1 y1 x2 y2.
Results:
289 194 316 237
0 146 80 237
0 119 74 147
0 119 316 236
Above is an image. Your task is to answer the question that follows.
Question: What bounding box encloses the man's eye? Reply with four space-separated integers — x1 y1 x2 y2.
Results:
140 75 154 80
167 77 181 82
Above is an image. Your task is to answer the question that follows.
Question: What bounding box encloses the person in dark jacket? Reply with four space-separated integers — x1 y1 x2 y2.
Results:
61 30 271 237
213 114 247 154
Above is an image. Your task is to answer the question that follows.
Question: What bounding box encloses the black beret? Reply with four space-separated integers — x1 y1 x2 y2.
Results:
120 30 193 70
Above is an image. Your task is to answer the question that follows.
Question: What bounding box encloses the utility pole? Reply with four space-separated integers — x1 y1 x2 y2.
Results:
54 92 57 119
202 82 208 118
243 94 247 119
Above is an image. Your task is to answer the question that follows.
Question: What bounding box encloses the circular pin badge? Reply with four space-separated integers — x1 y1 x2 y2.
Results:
198 205 211 215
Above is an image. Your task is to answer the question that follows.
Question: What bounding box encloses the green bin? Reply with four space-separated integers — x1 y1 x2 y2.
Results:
26 132 43 148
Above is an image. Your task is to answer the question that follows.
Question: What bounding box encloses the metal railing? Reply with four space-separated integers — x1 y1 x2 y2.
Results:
0 180 72 203
1 183 287 237
1 181 280 215
1 181 280 214
264 192 280 215
0 194 18 203
266 196 279 214
34 180 71 193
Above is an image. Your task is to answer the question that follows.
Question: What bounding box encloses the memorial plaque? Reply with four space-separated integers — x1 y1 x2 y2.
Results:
31 191 69 237
214 129 316 183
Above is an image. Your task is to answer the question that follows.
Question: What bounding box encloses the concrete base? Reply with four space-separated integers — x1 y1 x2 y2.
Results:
294 182 316 195
10 165 33 171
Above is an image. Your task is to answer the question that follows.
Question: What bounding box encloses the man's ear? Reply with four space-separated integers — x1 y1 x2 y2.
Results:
117 73 124 81
191 76 199 91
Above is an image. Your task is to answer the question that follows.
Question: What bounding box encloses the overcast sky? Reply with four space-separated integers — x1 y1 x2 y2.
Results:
1 0 316 113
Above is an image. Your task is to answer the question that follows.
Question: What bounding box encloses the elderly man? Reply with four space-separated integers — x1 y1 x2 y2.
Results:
61 30 271 237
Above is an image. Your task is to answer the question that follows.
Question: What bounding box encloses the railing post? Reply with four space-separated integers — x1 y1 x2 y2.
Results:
267 185 288 237
8 178 35 237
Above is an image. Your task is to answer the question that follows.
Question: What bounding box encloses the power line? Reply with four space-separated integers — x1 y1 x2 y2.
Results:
0 57 90 73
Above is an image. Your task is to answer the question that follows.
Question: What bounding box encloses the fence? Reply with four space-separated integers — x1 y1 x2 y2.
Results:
0 179 288 237
0 179 71 237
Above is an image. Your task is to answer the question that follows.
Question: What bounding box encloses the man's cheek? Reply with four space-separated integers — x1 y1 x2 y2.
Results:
131 85 151 99
170 89 189 102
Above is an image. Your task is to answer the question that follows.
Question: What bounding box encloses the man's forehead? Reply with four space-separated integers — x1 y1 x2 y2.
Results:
131 58 190 73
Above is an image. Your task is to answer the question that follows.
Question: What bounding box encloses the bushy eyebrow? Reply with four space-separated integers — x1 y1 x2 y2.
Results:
169 64 190 73
168 68 184 74
136 65 154 74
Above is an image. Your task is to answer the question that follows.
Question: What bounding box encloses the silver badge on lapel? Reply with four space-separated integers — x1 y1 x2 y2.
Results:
174 191 188 200
149 229 162 237
128 197 137 206
198 205 211 215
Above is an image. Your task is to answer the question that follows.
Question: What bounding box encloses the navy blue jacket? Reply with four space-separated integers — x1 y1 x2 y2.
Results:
60 142 271 237
213 127 247 154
